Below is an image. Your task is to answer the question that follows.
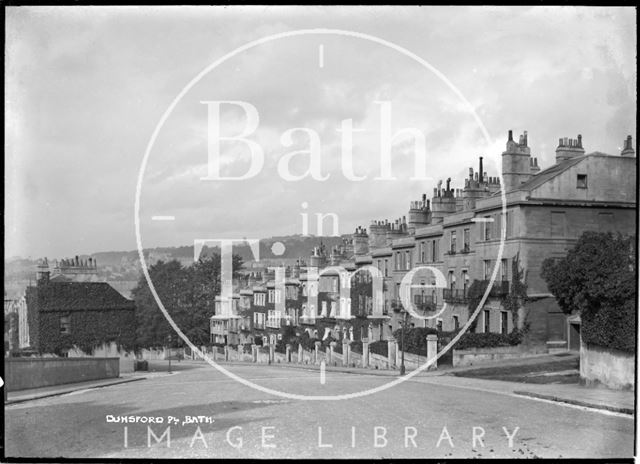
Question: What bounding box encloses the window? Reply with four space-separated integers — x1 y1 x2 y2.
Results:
577 174 587 189
462 270 469 292
506 211 513 238
484 216 492 241
268 290 275 303
452 315 460 331
483 310 491 333
450 231 457 253
253 312 265 328
436 319 443 332
463 228 470 251
501 311 509 334
501 259 509 281
483 260 492 280
420 242 425 263
60 315 70 334
448 270 456 290
384 259 389 277
551 211 566 238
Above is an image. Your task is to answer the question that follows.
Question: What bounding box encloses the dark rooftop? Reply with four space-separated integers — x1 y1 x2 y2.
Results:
27 281 135 311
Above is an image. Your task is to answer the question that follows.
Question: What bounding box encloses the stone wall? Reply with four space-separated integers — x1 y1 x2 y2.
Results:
5 357 119 391
67 341 136 373
452 346 542 367
580 342 634 390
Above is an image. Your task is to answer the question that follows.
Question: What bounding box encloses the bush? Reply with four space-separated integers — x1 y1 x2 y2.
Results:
369 340 388 357
581 300 635 353
541 232 636 353
350 341 363 354
453 330 522 350
393 327 439 355
298 331 317 351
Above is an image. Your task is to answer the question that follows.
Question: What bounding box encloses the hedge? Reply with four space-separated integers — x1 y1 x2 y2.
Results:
350 341 363 354
369 340 388 357
393 327 439 355
452 330 522 350
581 300 635 353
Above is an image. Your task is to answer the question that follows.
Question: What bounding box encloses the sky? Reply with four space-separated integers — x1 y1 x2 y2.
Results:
5 6 637 260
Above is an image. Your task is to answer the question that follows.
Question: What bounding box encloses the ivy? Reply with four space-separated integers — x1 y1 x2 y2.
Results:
465 280 489 333
504 253 528 329
37 309 136 356
466 253 528 336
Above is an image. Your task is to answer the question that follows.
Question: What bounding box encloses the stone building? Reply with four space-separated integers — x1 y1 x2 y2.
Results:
25 260 136 355
210 131 636 353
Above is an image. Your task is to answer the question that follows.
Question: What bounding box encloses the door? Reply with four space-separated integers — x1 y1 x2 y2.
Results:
569 323 581 351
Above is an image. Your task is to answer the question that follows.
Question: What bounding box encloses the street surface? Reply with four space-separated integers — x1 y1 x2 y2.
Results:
4 362 634 459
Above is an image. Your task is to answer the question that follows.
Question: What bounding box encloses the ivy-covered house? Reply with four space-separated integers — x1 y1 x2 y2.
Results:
26 265 136 356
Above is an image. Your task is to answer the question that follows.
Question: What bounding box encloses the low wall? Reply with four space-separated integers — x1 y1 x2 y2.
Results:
369 352 390 370
398 351 431 370
67 342 135 373
580 343 635 390
5 357 120 392
452 346 537 367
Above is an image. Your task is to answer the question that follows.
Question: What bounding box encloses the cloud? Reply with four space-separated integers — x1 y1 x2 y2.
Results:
5 6 636 258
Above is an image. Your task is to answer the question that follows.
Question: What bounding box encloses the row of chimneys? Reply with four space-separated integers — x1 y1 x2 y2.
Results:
557 135 583 149
56 256 97 269
409 194 431 211
508 129 528 147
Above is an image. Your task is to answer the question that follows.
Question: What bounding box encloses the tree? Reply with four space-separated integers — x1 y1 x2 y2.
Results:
541 232 636 352
133 253 244 349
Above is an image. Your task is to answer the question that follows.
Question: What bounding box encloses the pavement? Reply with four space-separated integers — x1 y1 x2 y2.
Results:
4 362 634 459
5 374 149 405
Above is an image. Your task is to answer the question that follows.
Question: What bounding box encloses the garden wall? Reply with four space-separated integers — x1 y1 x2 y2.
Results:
580 342 634 390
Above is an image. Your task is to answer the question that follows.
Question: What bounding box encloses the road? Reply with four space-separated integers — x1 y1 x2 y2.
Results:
4 362 634 459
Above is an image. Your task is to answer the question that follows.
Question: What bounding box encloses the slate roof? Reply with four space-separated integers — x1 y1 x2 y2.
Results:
28 281 135 312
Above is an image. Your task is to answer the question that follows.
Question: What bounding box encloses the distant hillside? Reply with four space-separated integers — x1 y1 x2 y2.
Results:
4 235 349 299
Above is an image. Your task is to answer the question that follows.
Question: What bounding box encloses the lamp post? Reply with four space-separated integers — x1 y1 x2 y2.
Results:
167 334 172 374
400 309 407 376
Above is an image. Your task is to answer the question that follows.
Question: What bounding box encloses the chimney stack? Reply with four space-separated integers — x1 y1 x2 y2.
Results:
621 135 635 157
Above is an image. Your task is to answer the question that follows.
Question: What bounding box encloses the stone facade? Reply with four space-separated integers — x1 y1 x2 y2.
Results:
210 131 636 352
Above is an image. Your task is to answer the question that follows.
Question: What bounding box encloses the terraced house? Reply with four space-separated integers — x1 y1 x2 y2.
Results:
210 131 636 353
